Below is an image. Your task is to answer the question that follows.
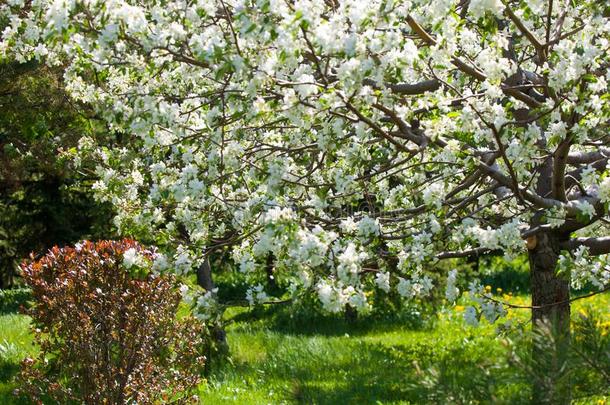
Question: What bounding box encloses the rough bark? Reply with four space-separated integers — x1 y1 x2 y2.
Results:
196 258 215 292
195 258 227 349
528 231 571 405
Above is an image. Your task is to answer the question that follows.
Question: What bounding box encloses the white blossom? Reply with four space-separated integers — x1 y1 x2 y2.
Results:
122 248 140 269
577 201 596 220
445 269 460 302
464 306 479 326
246 284 268 306
375 271 390 293
469 0 504 18
357 216 380 238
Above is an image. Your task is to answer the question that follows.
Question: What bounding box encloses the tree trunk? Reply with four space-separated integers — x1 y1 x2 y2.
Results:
195 258 228 349
344 304 358 323
528 231 571 405
196 258 215 292
265 253 278 290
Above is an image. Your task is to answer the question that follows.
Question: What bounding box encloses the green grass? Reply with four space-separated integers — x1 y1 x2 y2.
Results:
0 293 608 404
197 292 610 404
199 311 506 404
0 313 35 404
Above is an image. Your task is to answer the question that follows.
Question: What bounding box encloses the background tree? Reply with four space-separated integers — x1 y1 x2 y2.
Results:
0 61 111 288
0 58 114 287
3 0 609 402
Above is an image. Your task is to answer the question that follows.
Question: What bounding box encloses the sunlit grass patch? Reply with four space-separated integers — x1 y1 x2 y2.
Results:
0 314 35 404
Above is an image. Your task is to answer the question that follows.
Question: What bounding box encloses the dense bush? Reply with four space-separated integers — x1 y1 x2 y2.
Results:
17 239 205 404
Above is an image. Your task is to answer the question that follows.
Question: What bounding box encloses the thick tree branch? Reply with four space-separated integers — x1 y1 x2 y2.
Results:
406 15 547 106
552 139 571 201
560 237 610 255
477 161 564 210
501 86 543 108
406 15 436 45
391 79 441 94
567 148 610 165
363 78 441 95
504 4 544 57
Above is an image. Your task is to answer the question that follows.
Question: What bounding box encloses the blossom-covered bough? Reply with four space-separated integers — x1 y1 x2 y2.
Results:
2 0 608 402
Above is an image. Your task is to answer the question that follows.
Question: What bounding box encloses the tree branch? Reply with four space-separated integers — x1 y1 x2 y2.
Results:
363 78 441 95
436 247 499 259
504 3 544 57
477 161 564 210
560 237 610 255
552 138 571 201
482 285 609 309
390 79 441 94
566 148 610 165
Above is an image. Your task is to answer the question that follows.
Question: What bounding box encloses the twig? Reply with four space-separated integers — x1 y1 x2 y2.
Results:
483 286 610 310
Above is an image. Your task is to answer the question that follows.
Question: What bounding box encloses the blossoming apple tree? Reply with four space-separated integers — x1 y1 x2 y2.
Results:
2 0 609 402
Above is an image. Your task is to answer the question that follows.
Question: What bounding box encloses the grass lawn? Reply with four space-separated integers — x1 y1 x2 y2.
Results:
197 293 609 404
1 293 608 404
0 314 35 404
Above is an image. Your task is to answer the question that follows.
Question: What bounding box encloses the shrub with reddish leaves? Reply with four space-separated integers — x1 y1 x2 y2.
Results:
17 239 205 404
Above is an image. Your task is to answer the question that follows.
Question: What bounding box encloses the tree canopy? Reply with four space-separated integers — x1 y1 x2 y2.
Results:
3 0 608 313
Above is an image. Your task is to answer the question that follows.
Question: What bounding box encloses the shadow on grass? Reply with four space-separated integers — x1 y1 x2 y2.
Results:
213 334 529 405
287 340 530 404
227 302 435 338
278 342 428 404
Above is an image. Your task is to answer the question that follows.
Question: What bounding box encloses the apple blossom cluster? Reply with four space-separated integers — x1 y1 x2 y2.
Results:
445 269 460 303
396 275 434 300
1 0 609 321
463 280 507 326
122 247 144 269
559 246 610 291
316 280 370 313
